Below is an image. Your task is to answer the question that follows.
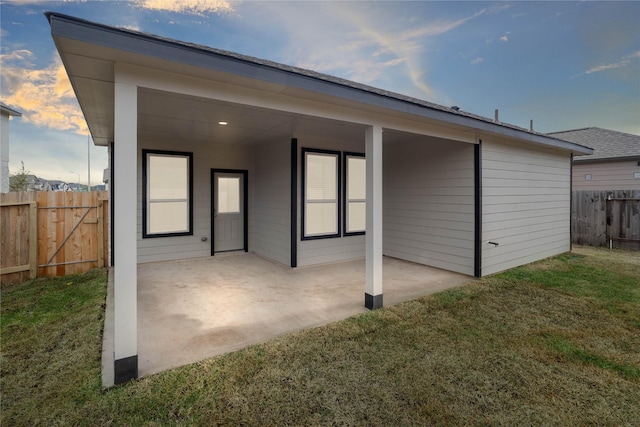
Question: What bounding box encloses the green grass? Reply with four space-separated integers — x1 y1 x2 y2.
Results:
2 246 639 426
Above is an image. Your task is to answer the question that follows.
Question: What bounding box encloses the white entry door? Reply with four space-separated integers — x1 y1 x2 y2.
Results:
213 172 244 252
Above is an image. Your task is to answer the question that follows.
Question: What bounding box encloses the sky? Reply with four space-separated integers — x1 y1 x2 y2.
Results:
1 0 639 184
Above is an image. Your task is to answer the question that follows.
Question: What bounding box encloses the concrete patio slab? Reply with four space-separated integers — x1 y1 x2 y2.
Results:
103 253 470 386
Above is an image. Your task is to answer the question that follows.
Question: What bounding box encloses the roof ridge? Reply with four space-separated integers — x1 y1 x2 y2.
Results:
548 126 595 134
550 127 640 138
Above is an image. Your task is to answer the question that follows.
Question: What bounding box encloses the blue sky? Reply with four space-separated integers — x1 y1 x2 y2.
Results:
1 0 639 183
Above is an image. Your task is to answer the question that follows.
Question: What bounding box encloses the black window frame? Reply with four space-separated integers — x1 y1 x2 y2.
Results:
301 148 342 240
142 149 194 238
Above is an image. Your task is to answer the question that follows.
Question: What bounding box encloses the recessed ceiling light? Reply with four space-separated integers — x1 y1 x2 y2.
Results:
218 121 228 126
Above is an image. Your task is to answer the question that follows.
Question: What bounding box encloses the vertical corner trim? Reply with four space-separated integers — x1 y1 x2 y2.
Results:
290 138 298 268
243 170 249 252
474 141 482 278
109 142 115 267
569 153 573 251
114 355 138 385
210 169 215 256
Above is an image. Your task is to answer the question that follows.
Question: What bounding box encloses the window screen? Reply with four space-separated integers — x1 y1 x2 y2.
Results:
345 154 366 234
143 150 193 237
303 150 340 238
217 177 240 213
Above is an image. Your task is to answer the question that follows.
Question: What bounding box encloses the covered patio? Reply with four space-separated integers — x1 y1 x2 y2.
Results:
103 253 469 386
50 13 590 385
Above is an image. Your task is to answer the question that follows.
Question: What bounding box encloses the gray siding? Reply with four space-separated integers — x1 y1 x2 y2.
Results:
252 140 291 265
137 138 253 263
482 137 570 275
573 160 640 191
297 134 365 267
383 137 475 275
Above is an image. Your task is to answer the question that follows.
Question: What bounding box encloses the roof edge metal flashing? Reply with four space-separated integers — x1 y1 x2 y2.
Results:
574 155 640 163
46 12 592 155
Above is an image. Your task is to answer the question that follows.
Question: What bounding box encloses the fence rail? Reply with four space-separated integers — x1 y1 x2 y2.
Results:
1 191 109 284
572 189 640 250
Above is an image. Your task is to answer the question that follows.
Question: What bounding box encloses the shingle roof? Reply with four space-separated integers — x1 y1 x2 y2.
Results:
548 127 640 161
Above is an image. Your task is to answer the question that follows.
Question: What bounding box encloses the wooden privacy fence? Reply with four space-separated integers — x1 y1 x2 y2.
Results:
572 189 640 250
1 191 109 284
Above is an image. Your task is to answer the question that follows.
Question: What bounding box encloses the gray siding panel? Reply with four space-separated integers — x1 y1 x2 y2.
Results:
481 138 571 276
383 136 475 276
252 140 290 265
573 160 640 190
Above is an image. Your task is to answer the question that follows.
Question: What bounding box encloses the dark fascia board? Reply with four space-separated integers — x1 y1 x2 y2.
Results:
0 103 22 117
574 155 640 163
47 12 592 155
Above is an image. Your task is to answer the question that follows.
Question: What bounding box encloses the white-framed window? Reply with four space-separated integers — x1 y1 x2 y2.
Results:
302 149 340 239
344 153 366 234
142 150 193 238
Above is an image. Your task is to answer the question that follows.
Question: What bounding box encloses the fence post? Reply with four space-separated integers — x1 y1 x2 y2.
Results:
97 199 104 268
29 201 38 279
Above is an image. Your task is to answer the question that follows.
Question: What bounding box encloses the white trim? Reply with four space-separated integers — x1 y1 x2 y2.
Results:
365 125 383 298
113 70 137 361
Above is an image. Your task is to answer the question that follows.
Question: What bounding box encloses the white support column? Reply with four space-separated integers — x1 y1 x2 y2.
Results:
365 125 383 309
113 76 138 383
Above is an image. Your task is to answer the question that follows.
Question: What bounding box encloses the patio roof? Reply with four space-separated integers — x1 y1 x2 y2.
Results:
46 12 591 155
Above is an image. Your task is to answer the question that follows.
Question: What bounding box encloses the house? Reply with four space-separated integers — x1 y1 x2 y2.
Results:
1 102 22 193
47 12 592 383
549 127 640 191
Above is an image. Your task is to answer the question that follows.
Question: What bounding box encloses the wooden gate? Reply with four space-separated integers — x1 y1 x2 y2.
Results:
1 191 109 284
572 189 640 250
37 191 108 277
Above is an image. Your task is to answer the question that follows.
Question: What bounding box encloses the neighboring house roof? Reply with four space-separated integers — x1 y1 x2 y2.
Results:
0 102 22 117
549 127 640 162
46 12 592 155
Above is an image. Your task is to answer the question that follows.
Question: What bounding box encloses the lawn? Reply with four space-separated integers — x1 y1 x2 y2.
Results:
1 246 639 425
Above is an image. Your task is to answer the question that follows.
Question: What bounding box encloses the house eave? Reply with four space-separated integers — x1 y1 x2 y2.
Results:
573 155 640 164
47 12 592 155
0 103 22 117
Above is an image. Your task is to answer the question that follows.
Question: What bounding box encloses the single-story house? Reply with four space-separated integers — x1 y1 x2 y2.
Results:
1 102 22 193
549 127 640 191
47 12 592 383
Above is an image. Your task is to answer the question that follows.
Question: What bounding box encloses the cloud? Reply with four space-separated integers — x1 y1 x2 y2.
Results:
121 24 142 31
132 0 234 15
583 50 640 75
471 57 484 65
500 33 510 42
0 50 88 135
309 4 491 96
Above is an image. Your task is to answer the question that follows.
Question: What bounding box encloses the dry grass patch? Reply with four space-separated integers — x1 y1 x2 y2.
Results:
1 247 639 425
